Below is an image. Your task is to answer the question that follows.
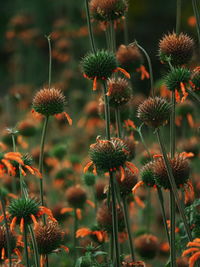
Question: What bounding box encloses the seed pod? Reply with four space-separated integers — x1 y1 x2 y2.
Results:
140 161 156 187
66 185 87 209
135 234 159 259
116 168 138 197
165 67 191 91
83 173 96 186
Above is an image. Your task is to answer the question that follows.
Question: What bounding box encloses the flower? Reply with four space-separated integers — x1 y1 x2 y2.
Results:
137 97 171 128
159 32 194 66
6 198 56 233
0 226 18 262
84 137 138 181
76 226 107 243
0 152 24 177
182 238 200 267
135 234 159 259
81 50 130 91
32 88 72 125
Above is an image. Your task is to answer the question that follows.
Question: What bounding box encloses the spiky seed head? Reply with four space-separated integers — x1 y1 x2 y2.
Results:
116 168 138 197
66 185 87 209
83 172 96 186
18 120 37 137
176 100 195 117
135 234 159 259
81 50 117 81
116 44 143 71
191 67 200 91
107 77 131 107
90 0 128 22
95 181 107 201
97 201 125 232
35 222 63 255
89 137 129 173
153 154 190 189
159 32 194 65
165 67 191 91
51 144 67 160
0 226 16 257
122 261 146 267
141 161 156 187
137 97 171 128
8 198 40 224
32 88 66 116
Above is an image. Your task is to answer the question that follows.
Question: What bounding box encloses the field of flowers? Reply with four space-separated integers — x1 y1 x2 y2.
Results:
0 0 200 266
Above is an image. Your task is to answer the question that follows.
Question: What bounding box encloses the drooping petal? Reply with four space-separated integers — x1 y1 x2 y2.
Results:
187 113 195 128
119 166 125 182
10 216 17 232
60 245 69 253
182 247 199 256
136 65 150 80
60 207 73 214
189 251 200 267
114 67 130 79
2 159 16 176
86 199 95 208
76 209 82 220
83 161 93 173
30 214 38 229
132 181 144 194
63 112 73 126
180 82 188 102
134 195 145 208
93 76 97 91
175 89 181 103
76 228 91 238
20 218 24 233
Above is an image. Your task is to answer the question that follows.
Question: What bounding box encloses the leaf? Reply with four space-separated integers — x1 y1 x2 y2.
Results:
93 251 107 257
75 257 83 267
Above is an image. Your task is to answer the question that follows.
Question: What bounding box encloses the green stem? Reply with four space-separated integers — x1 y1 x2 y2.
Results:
103 82 111 140
11 134 17 194
85 0 96 53
39 116 49 206
109 232 114 262
192 0 200 47
170 190 176 267
24 224 30 267
1 198 12 267
73 209 78 264
45 35 52 89
110 172 120 267
156 128 192 241
115 107 122 138
28 225 40 267
133 42 154 97
176 0 181 35
137 123 151 159
122 197 135 261
157 188 170 244
187 88 200 105
170 91 176 158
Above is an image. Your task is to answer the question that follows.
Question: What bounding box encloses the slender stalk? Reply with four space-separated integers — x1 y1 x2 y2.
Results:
85 0 96 53
170 190 176 267
103 82 111 140
73 209 78 264
45 35 52 89
157 188 170 244
110 172 120 267
192 0 200 47
122 197 135 261
1 198 12 267
115 107 122 138
137 123 151 159
24 224 30 267
156 128 192 241
170 92 176 157
28 225 40 267
187 88 200 105
39 116 49 206
133 42 154 97
109 232 114 261
11 134 17 194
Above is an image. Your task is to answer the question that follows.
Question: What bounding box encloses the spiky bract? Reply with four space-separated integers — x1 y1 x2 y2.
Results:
165 67 191 91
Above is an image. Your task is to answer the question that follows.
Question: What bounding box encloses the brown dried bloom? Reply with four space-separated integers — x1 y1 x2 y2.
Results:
66 185 87 209
159 32 194 65
122 261 146 267
116 168 138 197
135 234 159 259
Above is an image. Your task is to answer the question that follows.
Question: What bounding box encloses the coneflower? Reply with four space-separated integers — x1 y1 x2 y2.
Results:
135 234 159 259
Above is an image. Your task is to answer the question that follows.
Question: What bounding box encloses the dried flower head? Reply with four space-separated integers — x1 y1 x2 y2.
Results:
122 261 146 267
176 257 189 267
95 180 107 201
153 154 190 189
137 97 171 128
83 172 96 186
66 185 87 209
135 234 159 259
90 0 128 22
116 44 143 71
159 32 194 65
96 202 125 232
107 77 131 107
116 168 138 197
165 67 191 92
81 50 130 91
18 120 37 137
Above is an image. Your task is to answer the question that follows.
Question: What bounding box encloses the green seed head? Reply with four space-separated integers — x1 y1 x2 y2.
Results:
165 67 191 91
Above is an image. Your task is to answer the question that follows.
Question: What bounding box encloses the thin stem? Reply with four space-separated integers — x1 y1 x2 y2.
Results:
115 107 122 138
39 116 49 206
156 128 192 241
110 172 120 267
122 197 135 261
192 0 200 47
157 188 170 244
170 190 176 267
187 88 200 105
133 41 154 97
11 134 17 194
103 82 111 140
170 92 176 158
24 224 30 267
45 35 52 89
85 0 96 53
73 209 78 264
137 123 151 159
1 198 12 267
109 232 114 261
28 225 40 267
11 134 16 152
176 0 181 35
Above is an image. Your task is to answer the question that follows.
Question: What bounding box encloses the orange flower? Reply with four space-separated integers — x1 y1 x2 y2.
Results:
76 227 107 243
182 238 200 267
136 65 150 80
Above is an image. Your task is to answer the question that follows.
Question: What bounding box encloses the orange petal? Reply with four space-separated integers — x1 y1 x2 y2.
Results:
63 112 73 126
13 248 22 260
24 165 35 175
60 245 69 253
30 214 38 229
86 199 95 208
31 167 42 179
10 216 17 232
125 162 139 175
193 238 200 243
19 167 26 177
40 255 45 267
1 248 5 260
187 113 195 128
120 166 125 182
136 65 150 80
76 228 91 238
8 193 17 199
2 159 16 176
175 89 181 103
93 231 104 242
83 161 93 173
93 76 97 91
132 181 144 193
187 242 200 247
182 247 199 256
180 152 194 158
76 209 82 220
20 218 24 233
189 251 200 267
5 154 24 165
114 67 130 79
153 154 162 159
134 195 145 208
17 135 28 149
60 207 73 214
180 82 188 102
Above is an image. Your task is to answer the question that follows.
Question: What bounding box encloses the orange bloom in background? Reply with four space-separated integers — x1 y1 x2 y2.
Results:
136 65 150 80
188 16 196 27
76 227 107 243
182 238 200 267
